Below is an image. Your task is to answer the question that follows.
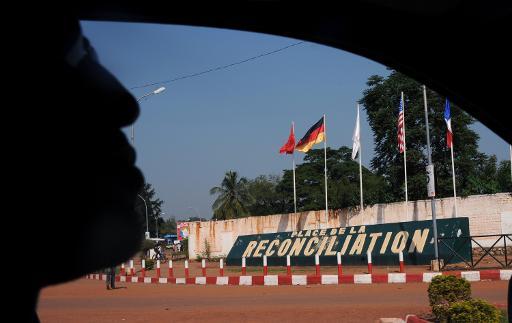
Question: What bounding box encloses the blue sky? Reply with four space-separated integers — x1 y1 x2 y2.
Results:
81 21 509 221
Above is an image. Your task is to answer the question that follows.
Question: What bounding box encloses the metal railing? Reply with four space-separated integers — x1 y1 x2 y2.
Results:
437 234 512 270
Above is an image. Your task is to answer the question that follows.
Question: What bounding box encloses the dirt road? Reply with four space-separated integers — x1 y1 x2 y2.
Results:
38 279 508 322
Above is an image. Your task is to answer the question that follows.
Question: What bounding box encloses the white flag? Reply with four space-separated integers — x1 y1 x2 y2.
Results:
352 105 360 160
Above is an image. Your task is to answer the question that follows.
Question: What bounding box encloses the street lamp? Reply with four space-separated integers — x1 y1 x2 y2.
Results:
131 86 165 239
137 194 150 239
131 86 166 145
153 87 166 94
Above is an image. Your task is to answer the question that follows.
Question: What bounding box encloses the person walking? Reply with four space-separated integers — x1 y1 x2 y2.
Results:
105 266 116 290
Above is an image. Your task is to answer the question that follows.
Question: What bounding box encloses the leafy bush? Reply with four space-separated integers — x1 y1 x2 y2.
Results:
144 259 155 270
499 309 508 323
196 255 225 262
447 299 502 323
182 239 189 258
141 239 156 253
208 256 225 262
200 239 212 260
428 275 471 322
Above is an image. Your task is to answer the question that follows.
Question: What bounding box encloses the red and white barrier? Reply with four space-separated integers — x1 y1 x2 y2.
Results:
315 254 320 276
220 258 224 276
264 275 278 286
141 259 146 278
184 260 189 278
399 251 405 273
286 255 291 276
120 263 125 276
388 273 407 283
156 260 161 278
337 252 342 276
367 252 372 274
130 259 135 276
88 269 512 286
201 259 206 277
242 257 247 275
355 273 372 284
239 275 252 285
263 255 268 276
168 260 174 277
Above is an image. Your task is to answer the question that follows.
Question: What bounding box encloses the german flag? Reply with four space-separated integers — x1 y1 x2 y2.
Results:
295 117 325 152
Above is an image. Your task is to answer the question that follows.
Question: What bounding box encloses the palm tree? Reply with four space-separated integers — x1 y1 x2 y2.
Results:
210 171 253 220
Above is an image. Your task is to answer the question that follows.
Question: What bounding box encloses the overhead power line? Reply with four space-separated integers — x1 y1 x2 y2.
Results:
130 41 305 90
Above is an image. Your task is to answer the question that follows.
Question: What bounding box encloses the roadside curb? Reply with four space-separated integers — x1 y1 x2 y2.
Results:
376 315 430 323
87 269 511 286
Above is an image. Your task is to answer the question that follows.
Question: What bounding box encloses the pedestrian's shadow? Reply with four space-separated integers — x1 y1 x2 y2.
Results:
111 286 127 290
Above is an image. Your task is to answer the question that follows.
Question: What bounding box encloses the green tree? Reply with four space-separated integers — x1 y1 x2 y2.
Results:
360 71 500 202
158 216 177 235
246 175 288 216
135 183 164 237
497 160 512 192
277 146 390 212
462 154 500 195
186 217 207 221
210 171 253 220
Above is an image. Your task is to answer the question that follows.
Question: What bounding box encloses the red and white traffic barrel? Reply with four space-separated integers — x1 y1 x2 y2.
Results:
337 252 342 276
286 255 291 276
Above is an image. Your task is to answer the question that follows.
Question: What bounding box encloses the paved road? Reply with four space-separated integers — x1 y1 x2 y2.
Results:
38 279 508 322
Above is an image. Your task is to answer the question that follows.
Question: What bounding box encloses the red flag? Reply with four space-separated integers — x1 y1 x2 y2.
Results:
279 123 295 154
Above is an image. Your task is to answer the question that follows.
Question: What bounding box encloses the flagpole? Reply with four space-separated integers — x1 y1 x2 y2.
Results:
292 122 297 214
450 144 458 217
323 114 328 227
359 148 363 210
357 104 364 211
401 91 408 219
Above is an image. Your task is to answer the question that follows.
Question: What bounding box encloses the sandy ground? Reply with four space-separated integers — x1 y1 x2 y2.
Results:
38 278 508 322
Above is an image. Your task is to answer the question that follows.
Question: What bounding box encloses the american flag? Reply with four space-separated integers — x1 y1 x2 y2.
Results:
397 95 405 153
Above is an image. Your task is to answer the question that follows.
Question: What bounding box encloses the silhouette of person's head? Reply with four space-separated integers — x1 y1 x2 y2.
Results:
23 17 145 321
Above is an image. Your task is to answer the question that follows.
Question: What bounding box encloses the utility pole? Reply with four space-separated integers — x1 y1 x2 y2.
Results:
423 85 440 270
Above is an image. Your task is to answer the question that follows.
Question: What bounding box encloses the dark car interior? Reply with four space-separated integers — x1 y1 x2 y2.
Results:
44 1 512 322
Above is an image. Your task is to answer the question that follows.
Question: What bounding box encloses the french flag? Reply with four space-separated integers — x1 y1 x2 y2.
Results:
444 99 453 148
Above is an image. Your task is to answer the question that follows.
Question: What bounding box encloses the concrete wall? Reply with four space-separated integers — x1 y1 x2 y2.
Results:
187 193 512 259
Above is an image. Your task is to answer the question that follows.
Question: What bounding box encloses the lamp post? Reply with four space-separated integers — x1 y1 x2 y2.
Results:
137 194 150 239
131 86 166 145
131 86 165 239
423 85 440 268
